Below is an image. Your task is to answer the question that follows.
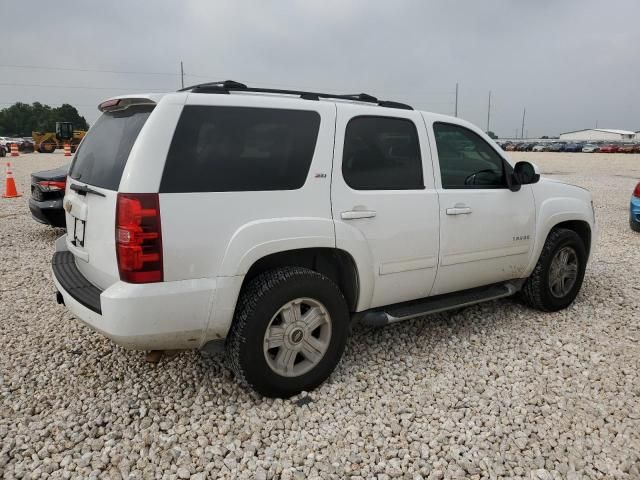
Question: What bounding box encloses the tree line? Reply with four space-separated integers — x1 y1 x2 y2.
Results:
0 102 89 137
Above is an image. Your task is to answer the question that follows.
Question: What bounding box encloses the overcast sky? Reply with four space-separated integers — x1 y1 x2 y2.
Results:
2 0 639 138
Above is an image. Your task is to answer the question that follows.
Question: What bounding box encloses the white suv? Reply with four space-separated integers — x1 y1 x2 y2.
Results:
52 81 595 397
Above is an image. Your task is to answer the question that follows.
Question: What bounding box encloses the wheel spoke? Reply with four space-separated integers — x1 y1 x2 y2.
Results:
564 264 578 279
300 336 325 364
559 249 569 266
265 325 285 349
281 302 301 325
302 307 325 333
275 346 297 374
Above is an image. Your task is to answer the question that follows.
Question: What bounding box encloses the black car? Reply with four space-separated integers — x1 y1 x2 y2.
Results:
0 144 6 157
29 164 69 228
20 138 35 153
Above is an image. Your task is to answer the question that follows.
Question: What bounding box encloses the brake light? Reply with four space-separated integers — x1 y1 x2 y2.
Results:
116 193 163 283
99 98 120 111
38 179 67 191
634 182 640 198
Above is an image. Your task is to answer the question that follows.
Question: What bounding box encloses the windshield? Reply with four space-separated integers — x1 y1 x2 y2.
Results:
69 105 153 189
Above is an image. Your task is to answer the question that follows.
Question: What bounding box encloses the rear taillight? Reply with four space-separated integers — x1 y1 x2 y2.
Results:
38 179 67 191
634 182 640 198
116 193 163 283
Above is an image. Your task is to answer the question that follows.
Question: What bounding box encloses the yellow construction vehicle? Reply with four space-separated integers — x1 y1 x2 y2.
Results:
32 122 87 153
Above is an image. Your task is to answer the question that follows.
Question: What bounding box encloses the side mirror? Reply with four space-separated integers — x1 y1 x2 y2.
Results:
513 161 540 185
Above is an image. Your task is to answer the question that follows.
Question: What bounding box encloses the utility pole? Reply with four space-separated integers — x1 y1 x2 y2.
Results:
595 119 598 128
486 90 491 132
180 61 184 89
515 128 518 139
454 83 459 117
521 107 526 139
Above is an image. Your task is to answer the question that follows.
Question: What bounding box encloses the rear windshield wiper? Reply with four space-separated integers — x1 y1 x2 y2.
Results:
70 183 106 197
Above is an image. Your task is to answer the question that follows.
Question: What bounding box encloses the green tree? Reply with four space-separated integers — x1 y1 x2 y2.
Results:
486 130 498 139
0 102 89 136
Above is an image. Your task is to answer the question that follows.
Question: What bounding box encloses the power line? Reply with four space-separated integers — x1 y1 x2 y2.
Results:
0 63 180 77
0 82 169 91
0 63 454 99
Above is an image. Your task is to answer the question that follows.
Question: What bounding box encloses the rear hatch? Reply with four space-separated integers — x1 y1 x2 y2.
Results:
65 102 155 290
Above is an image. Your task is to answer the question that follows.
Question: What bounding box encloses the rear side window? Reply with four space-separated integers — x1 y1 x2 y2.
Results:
160 106 321 193
342 116 423 190
69 105 154 190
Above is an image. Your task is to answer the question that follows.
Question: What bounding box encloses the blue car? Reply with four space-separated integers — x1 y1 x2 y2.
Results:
631 182 640 232
564 143 583 152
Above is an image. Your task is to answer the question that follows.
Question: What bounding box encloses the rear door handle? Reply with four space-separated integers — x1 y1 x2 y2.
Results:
341 210 377 220
446 205 472 215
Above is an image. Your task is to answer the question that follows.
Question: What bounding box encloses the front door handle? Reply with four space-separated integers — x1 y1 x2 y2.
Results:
446 204 472 215
341 210 377 220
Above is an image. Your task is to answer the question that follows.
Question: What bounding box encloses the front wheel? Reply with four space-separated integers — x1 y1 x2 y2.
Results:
521 228 587 311
226 267 349 398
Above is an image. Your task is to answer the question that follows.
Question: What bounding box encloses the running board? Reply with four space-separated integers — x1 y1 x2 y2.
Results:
358 281 523 327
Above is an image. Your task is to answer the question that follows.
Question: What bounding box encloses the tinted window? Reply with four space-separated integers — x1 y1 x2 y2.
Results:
160 106 320 193
342 116 423 190
69 105 153 190
433 122 506 189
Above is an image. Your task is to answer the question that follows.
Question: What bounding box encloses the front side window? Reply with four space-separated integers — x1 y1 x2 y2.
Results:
342 116 424 190
160 106 320 193
433 122 507 189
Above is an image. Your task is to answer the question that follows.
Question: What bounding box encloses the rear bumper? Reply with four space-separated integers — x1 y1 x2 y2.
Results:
29 197 65 228
52 235 219 350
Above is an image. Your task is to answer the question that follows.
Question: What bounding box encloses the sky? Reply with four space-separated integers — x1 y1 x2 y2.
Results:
2 0 639 138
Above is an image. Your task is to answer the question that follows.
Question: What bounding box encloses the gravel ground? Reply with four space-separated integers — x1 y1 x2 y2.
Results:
1 151 639 480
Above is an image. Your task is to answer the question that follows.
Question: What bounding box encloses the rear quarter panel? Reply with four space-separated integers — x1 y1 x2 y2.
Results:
159 95 337 282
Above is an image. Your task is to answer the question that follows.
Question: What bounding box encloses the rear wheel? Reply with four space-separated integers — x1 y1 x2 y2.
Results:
521 228 587 311
226 267 349 397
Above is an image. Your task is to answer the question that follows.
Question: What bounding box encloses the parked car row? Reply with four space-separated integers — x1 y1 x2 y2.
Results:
0 136 35 153
496 141 640 153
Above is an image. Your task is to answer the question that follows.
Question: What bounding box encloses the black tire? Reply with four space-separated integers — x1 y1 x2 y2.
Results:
40 141 55 153
631 216 640 232
226 267 349 398
521 228 587 312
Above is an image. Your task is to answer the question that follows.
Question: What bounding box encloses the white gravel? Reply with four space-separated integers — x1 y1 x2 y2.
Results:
1 151 639 479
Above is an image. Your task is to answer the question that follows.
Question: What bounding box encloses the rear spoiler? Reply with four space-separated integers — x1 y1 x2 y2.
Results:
98 96 159 113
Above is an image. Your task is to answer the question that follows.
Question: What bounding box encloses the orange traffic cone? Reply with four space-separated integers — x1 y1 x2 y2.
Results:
64 143 71 157
10 143 19 157
2 162 21 198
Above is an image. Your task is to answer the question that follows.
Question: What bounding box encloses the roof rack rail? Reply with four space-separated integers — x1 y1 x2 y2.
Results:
178 80 413 110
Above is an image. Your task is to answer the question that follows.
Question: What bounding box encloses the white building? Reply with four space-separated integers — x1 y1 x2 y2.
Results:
559 129 636 142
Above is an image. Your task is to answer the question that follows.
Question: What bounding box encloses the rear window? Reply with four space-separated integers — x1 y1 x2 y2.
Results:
160 106 320 193
69 105 154 190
